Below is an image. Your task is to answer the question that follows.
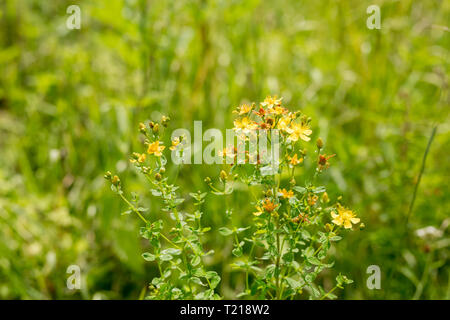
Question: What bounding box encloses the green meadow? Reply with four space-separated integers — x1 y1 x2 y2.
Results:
0 0 448 299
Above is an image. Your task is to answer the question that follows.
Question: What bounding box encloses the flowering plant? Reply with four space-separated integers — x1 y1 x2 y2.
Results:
207 96 361 299
105 96 361 300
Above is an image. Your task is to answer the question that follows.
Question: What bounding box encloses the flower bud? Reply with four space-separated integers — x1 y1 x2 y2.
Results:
322 192 330 203
220 170 228 181
325 223 333 232
359 223 365 230
104 171 112 180
316 137 324 149
152 123 159 134
161 116 170 127
149 121 155 129
290 178 296 186
139 123 146 134
159 167 166 174
132 152 140 160
204 177 211 184
111 175 120 186
265 189 273 197
154 173 162 181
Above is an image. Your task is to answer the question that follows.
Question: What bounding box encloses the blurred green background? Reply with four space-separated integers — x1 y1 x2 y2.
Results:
0 0 449 299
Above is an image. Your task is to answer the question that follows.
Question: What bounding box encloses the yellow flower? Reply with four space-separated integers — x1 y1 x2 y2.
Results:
218 146 236 158
138 153 146 163
331 205 360 229
286 122 312 142
272 106 288 115
233 117 258 131
169 137 180 151
277 116 291 132
233 104 252 115
253 206 264 216
130 152 146 163
260 95 282 109
262 198 278 212
279 188 294 199
147 141 165 156
288 153 303 166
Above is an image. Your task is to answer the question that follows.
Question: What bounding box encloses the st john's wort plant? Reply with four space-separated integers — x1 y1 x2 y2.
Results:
205 96 362 300
105 118 221 300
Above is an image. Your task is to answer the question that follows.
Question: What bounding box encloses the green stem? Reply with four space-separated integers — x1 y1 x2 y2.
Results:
119 192 181 249
320 285 338 300
405 125 437 226
245 242 256 292
275 224 281 299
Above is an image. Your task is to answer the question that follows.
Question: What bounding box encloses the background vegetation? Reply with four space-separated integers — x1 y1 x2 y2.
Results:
0 0 448 299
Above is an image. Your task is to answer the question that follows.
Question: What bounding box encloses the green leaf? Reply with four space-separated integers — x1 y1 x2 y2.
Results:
159 254 173 261
308 257 321 265
162 248 181 256
232 247 243 257
312 186 326 194
286 277 301 290
150 189 162 196
236 226 250 234
293 186 307 194
142 252 156 261
210 275 221 290
305 273 316 283
163 269 171 279
191 255 201 266
190 277 206 286
192 268 206 277
121 209 132 216
218 227 233 236
303 247 314 258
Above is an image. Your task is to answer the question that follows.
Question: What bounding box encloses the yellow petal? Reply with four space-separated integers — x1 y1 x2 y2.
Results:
350 217 360 224
332 218 341 226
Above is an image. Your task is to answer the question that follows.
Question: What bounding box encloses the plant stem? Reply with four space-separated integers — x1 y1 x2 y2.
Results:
275 223 281 299
119 192 181 249
245 242 256 292
405 125 437 225
320 285 338 300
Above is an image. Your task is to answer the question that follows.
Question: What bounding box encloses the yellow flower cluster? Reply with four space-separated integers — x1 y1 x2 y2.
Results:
232 95 312 143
